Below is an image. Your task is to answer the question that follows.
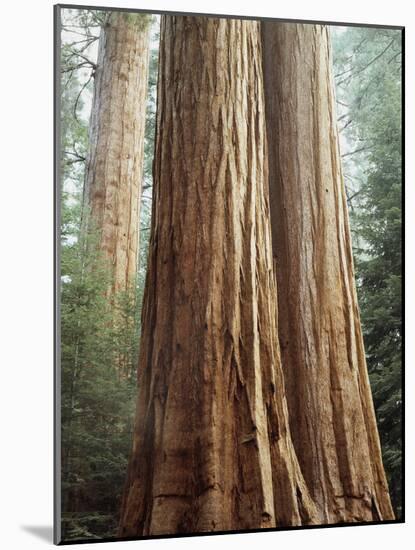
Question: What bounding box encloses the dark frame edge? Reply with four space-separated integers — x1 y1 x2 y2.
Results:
57 519 404 546
400 25 405 524
54 3 63 546
55 2 404 30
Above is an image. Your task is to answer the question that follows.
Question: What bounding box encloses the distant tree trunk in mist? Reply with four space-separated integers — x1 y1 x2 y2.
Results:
86 12 150 294
262 22 394 523
119 15 317 537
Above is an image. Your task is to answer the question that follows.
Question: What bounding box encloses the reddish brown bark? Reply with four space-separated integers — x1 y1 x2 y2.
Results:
86 13 150 294
262 22 394 523
119 15 317 537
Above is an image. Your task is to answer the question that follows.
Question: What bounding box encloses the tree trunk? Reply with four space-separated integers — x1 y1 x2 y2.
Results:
119 15 317 537
261 22 394 523
86 12 150 294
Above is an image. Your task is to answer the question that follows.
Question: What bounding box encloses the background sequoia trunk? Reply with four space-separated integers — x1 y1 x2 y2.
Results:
86 13 150 294
262 22 394 523
119 15 317 537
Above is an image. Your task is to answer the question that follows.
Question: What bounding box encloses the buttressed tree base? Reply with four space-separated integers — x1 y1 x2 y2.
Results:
119 15 317 535
262 22 394 523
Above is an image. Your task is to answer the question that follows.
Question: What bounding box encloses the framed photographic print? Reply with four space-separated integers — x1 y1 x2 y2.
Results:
54 3 404 544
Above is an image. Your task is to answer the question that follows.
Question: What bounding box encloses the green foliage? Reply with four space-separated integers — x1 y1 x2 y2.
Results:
332 27 402 517
60 202 141 540
143 32 158 184
59 9 159 541
139 22 158 289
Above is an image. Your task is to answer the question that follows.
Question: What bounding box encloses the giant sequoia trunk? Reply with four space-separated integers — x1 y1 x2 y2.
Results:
119 16 317 536
262 22 394 523
86 13 150 294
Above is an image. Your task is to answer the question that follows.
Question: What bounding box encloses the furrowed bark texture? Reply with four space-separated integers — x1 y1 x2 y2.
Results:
262 22 394 523
86 13 150 294
119 16 317 537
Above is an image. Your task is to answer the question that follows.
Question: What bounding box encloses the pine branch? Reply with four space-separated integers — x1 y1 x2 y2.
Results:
341 146 371 158
336 39 395 87
73 74 93 122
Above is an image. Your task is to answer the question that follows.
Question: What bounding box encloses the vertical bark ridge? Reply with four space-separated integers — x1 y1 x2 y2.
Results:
119 15 317 537
86 13 150 294
262 22 394 523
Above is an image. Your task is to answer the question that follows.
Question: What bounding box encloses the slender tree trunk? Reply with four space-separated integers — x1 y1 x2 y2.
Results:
119 15 317 537
85 13 150 294
262 22 394 523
